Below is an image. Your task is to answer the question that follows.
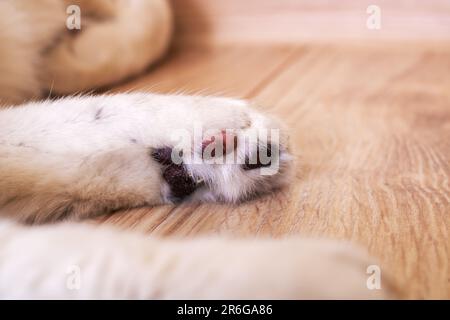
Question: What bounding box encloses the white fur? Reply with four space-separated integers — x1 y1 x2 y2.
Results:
0 220 394 299
0 93 291 222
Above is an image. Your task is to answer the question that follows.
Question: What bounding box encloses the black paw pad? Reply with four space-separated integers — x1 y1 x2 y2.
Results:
151 147 198 201
163 164 198 200
151 147 175 166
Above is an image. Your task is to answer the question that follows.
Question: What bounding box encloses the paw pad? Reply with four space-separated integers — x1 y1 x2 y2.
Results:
151 147 200 202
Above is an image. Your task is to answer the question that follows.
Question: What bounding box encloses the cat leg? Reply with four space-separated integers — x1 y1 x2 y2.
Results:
0 93 291 223
0 220 397 299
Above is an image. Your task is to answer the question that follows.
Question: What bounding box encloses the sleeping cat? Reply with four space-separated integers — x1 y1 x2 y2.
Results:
0 0 396 298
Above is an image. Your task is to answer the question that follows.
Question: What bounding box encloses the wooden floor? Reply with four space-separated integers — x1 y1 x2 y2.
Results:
95 43 450 299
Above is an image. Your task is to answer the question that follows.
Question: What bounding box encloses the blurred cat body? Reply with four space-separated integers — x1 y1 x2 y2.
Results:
0 0 172 106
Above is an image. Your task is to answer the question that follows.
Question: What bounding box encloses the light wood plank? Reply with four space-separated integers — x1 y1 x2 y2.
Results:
112 46 297 97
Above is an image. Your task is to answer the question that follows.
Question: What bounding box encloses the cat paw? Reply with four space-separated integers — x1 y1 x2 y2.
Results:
150 99 293 203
